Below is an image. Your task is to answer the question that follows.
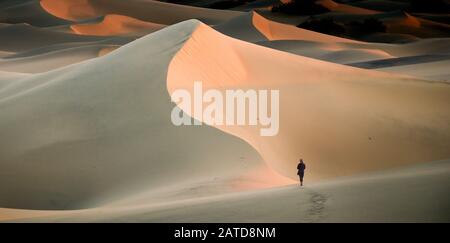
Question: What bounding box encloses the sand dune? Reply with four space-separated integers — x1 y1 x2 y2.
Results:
370 38 450 57
214 12 269 43
258 40 394 63
0 51 14 58
0 23 111 52
377 59 450 82
1 19 449 211
2 159 448 222
215 11 362 44
71 14 166 36
413 13 450 25
346 0 410 12
349 53 450 69
318 48 394 63
0 0 449 223
0 71 29 89
167 22 450 181
290 8 450 42
215 12 405 65
40 0 242 25
216 13 449 67
0 20 274 210
4 38 130 59
252 12 359 43
0 44 120 73
254 35 450 67
363 32 420 43
0 0 69 27
384 12 450 38
317 0 380 15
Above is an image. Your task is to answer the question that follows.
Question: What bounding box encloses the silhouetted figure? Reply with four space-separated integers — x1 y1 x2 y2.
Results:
297 159 306 186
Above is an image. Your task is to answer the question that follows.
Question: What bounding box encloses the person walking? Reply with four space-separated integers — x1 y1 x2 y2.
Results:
297 159 306 186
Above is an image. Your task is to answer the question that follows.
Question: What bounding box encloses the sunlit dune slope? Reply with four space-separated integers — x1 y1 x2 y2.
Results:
252 12 360 43
0 20 272 210
167 23 450 181
71 14 166 36
215 11 361 44
40 0 242 25
3 159 448 222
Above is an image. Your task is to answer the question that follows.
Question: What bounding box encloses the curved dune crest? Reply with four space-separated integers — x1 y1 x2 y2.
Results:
0 0 70 27
317 0 380 14
40 0 99 21
0 20 276 210
98 46 119 56
214 12 269 43
252 12 359 43
0 71 29 89
71 14 166 36
319 48 394 63
167 23 450 181
40 0 242 25
383 12 450 38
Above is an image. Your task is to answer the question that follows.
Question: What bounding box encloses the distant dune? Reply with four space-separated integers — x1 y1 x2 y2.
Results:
347 0 410 12
317 0 380 15
0 0 69 27
253 11 359 42
383 12 450 38
71 14 166 36
0 23 108 52
0 44 120 73
40 0 242 24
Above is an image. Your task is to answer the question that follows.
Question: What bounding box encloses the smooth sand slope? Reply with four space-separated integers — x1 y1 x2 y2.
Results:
0 20 287 210
0 23 110 52
40 0 242 25
0 71 29 88
0 44 120 73
214 12 269 43
2 159 449 222
167 22 450 181
378 59 450 82
71 14 166 36
257 39 396 63
4 38 131 59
